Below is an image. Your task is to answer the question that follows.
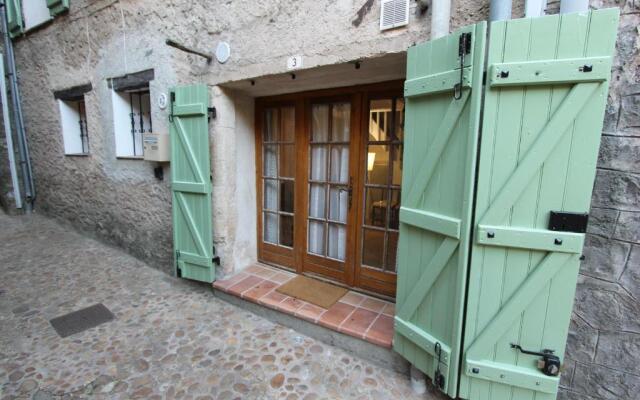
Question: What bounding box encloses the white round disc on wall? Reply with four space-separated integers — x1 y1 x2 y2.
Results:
157 93 168 110
216 42 231 64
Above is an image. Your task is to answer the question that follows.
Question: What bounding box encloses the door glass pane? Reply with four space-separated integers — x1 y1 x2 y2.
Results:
280 144 295 178
280 215 294 247
311 105 329 142
391 145 403 186
310 145 327 181
364 188 387 227
280 181 294 213
386 231 399 272
261 105 295 250
281 106 295 142
360 96 404 275
264 145 277 177
331 103 350 142
309 184 326 219
329 187 348 223
328 224 346 261
264 108 278 142
264 212 278 244
362 229 384 269
330 145 349 183
308 101 350 262
366 145 389 185
264 179 277 211
369 99 392 141
308 221 325 256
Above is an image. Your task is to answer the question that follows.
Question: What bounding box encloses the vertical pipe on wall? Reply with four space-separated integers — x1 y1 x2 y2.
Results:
490 0 512 21
0 52 22 209
1 2 35 212
560 0 589 13
431 0 451 39
525 0 547 17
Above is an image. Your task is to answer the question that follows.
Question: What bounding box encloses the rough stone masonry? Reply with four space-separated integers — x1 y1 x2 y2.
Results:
0 1 638 400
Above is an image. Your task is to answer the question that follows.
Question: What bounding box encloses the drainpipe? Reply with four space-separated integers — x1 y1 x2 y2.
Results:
431 0 451 39
525 0 547 17
490 0 512 21
0 52 21 209
560 0 589 13
1 1 35 212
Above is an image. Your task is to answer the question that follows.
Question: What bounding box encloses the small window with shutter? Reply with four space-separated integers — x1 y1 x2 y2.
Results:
108 69 154 159
54 83 92 156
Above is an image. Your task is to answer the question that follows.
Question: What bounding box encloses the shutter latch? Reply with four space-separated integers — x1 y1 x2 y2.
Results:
511 344 561 377
454 32 472 100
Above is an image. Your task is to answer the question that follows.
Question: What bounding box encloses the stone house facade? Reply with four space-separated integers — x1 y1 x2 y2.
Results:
0 0 638 399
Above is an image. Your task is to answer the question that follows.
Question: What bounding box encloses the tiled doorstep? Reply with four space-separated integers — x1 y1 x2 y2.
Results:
213 263 395 348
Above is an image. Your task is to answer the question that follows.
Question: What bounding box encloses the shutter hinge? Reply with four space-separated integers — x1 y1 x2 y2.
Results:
212 245 220 265
459 32 472 56
208 107 216 122
434 342 446 390
169 91 175 122
454 32 472 100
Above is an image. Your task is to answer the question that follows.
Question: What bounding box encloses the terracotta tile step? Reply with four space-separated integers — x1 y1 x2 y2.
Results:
213 263 395 348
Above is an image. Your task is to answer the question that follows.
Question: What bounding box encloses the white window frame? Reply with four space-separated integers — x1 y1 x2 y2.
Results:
58 97 89 155
112 88 152 158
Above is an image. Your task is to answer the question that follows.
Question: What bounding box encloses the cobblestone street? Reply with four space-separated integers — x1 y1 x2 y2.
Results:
0 212 440 400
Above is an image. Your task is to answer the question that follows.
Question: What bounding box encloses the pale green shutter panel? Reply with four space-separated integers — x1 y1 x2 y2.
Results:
394 22 486 399
6 0 23 38
46 0 69 16
460 9 619 400
170 84 215 283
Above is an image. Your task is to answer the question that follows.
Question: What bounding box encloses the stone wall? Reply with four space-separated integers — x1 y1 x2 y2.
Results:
0 1 638 399
559 1 640 399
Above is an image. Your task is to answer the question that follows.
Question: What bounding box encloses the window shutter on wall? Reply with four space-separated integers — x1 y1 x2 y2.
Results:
6 0 24 38
170 84 215 283
46 0 69 16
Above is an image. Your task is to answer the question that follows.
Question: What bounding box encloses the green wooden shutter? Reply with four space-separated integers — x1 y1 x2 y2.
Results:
459 9 619 400
394 22 486 398
170 84 215 283
6 0 23 38
47 0 69 16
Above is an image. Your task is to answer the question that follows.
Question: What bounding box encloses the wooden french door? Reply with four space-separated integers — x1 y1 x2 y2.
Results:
256 82 403 297
301 96 361 284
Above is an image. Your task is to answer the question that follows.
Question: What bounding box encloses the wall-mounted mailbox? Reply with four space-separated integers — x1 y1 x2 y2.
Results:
143 132 170 162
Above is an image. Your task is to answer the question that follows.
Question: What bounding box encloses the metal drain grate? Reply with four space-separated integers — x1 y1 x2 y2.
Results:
49 303 115 338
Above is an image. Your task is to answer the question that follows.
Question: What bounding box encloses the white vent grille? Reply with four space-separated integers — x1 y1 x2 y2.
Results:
380 0 409 31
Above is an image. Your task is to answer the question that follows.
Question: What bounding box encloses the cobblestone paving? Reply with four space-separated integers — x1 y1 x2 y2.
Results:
0 212 443 400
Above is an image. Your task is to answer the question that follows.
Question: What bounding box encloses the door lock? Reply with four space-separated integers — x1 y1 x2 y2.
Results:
511 344 561 377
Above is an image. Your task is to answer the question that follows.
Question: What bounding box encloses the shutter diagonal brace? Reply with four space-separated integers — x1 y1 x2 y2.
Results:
478 82 600 225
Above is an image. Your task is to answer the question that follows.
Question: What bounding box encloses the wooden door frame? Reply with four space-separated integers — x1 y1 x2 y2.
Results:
255 80 403 295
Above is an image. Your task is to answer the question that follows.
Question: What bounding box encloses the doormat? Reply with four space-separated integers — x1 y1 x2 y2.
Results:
276 276 348 309
49 303 115 338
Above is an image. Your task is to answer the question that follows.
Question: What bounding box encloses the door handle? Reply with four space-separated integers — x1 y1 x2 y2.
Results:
338 177 353 209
